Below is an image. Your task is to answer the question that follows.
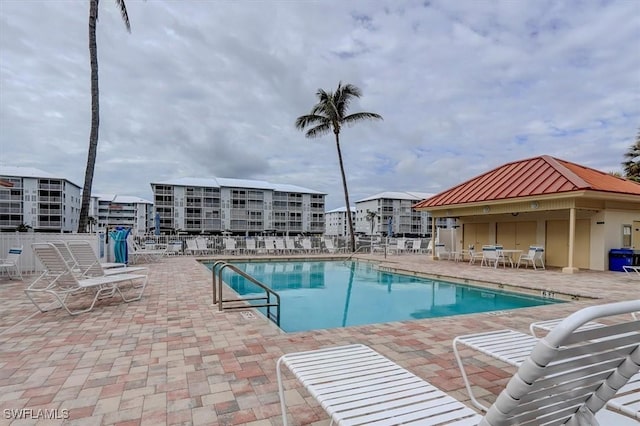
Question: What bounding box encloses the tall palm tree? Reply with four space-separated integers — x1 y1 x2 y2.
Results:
622 129 640 182
78 0 131 232
295 82 382 252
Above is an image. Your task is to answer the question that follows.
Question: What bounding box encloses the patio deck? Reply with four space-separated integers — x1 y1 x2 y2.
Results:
0 254 638 425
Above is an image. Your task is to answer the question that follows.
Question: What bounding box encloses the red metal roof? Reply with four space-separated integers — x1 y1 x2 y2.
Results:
414 155 640 208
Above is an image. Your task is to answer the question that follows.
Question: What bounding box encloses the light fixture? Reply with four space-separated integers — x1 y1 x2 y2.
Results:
482 206 490 214
530 201 539 209
511 212 519 217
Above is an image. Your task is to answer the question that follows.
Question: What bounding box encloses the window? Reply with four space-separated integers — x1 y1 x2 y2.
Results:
623 224 632 247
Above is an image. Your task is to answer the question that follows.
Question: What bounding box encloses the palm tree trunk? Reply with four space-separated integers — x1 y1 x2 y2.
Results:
335 131 356 252
78 0 100 232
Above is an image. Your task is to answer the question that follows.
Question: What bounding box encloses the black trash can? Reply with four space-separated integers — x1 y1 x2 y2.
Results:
633 251 640 266
609 248 633 272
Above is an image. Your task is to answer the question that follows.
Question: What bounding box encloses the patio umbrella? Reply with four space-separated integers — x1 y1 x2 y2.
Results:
387 217 393 237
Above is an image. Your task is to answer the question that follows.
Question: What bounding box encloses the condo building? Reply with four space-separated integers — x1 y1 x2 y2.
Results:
355 191 452 238
324 206 356 237
89 194 154 235
0 166 81 232
150 177 326 235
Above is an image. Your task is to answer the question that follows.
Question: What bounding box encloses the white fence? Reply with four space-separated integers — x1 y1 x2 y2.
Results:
0 232 107 276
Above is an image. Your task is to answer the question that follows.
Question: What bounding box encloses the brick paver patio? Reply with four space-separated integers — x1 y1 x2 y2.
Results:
0 254 638 425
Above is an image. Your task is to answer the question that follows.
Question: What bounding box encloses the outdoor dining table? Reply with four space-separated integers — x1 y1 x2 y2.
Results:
497 249 522 268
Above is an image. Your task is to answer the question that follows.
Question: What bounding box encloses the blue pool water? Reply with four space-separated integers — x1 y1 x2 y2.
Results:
209 260 562 333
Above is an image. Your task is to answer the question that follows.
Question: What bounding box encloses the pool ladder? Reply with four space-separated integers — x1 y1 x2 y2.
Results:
211 261 281 327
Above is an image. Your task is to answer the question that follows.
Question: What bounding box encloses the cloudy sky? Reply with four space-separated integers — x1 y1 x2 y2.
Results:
1 0 639 209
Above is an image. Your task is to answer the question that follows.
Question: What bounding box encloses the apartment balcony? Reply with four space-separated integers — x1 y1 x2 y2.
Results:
0 207 22 214
37 208 62 215
0 219 23 227
38 221 62 228
0 194 22 201
38 183 62 190
38 196 62 203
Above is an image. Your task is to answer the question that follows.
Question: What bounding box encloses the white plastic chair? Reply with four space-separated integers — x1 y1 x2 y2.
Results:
0 246 23 280
517 246 545 269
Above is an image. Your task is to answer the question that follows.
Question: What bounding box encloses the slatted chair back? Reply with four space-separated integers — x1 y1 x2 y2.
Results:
66 240 105 277
49 240 78 269
31 243 80 290
482 300 640 425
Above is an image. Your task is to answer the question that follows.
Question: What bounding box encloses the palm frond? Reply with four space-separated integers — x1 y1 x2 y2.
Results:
114 0 131 32
295 114 328 130
343 111 383 126
306 123 332 138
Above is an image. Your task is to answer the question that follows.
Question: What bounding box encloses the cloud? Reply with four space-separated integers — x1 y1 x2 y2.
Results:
1 0 638 209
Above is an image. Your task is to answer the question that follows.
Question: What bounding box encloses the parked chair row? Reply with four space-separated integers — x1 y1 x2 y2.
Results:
277 300 640 425
127 238 167 263
26 242 148 315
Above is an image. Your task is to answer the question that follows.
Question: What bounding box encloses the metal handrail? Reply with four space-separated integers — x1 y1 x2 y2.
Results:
346 243 385 261
212 261 281 326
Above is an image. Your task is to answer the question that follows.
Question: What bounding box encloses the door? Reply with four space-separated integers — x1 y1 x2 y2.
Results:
633 221 640 250
546 220 567 267
497 221 536 250
545 219 590 268
463 223 490 250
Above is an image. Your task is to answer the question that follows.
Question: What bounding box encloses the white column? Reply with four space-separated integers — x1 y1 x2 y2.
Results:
562 207 579 274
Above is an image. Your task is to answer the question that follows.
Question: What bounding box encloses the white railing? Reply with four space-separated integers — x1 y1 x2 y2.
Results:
0 233 108 276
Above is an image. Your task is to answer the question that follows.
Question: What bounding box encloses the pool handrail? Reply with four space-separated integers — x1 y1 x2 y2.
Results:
212 260 281 326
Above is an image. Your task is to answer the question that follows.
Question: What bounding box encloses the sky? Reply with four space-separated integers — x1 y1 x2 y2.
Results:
1 0 639 209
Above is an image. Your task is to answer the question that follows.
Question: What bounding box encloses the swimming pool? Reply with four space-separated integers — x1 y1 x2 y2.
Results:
210 260 562 332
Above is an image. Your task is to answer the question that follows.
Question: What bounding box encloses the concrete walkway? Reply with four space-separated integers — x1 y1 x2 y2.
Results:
0 254 638 425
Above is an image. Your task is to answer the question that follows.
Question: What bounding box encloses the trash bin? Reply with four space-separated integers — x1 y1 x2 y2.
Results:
609 248 633 272
633 251 640 266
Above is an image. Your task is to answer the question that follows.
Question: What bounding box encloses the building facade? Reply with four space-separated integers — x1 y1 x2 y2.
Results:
89 194 154 235
150 177 326 235
414 155 640 272
324 206 356 236
355 191 452 238
0 166 81 232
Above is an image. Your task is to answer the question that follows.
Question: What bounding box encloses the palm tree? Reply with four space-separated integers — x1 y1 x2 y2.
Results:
622 129 640 182
295 82 382 252
365 209 378 253
78 0 131 232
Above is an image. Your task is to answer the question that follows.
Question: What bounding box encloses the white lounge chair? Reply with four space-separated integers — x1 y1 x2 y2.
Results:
517 245 546 269
624 265 640 278
26 243 148 315
127 238 165 263
453 303 640 420
285 238 300 254
196 237 212 255
274 238 287 254
245 238 257 255
66 240 147 278
279 300 640 425
301 238 315 253
223 238 237 255
389 239 407 255
323 238 340 254
0 246 23 280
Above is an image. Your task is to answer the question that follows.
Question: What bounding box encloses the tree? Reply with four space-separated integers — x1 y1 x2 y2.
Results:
295 82 382 252
622 129 640 182
365 209 378 253
77 0 131 232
